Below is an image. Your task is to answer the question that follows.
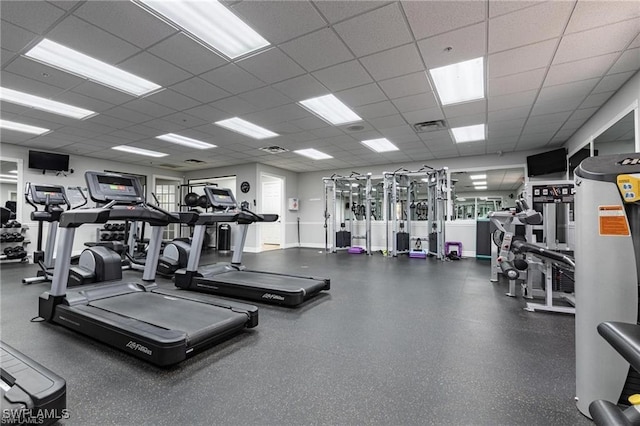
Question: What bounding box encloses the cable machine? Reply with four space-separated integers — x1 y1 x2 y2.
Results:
383 166 449 259
323 173 372 254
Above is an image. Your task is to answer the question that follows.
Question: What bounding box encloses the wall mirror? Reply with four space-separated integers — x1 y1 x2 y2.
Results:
0 159 20 219
593 110 636 156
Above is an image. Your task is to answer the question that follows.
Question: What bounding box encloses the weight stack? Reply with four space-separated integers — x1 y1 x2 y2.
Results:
396 232 410 252
335 230 351 248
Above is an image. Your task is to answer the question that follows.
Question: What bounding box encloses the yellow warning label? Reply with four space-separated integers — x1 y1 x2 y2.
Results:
599 205 630 236
617 174 640 203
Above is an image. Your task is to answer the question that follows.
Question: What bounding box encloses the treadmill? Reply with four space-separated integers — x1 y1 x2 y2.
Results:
175 186 330 307
38 171 258 367
1 341 66 426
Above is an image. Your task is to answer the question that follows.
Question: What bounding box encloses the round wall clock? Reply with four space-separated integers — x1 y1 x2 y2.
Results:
240 181 251 193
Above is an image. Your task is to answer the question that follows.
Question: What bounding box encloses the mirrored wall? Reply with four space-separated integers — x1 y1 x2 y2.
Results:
593 110 636 156
0 159 19 217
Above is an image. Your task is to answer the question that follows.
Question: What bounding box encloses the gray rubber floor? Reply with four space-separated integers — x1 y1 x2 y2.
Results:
1 249 591 425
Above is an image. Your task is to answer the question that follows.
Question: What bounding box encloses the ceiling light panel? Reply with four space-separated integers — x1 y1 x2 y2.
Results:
472 181 487 186
24 39 161 96
474 186 487 190
429 57 484 106
215 117 278 139
469 174 486 180
294 148 333 160
136 0 269 59
0 87 96 119
112 145 168 157
0 119 50 135
451 124 486 143
299 94 362 125
156 133 216 149
0 174 18 179
361 138 399 153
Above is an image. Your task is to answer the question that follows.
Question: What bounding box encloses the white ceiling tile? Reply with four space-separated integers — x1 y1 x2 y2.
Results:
580 91 615 109
1 48 14 67
161 112 209 129
272 75 329 101
488 106 531 122
487 68 546 97
48 16 140 64
290 116 329 131
0 72 66 98
402 1 485 40
531 96 583 115
608 48 640 74
630 33 640 49
489 1 544 18
145 89 200 111
71 81 136 105
74 1 177 49
554 19 639 64
418 22 486 69
360 44 424 81
312 60 373 92
379 72 430 100
47 1 81 11
148 33 228 75
54 90 115 112
487 117 526 130
447 114 486 128
368 114 407 130
0 1 65 34
442 100 486 119
539 78 599 102
280 28 353 72
6 56 85 90
392 92 439 113
85 114 135 130
169 78 230 103
526 111 572 127
231 0 325 44
243 104 309 125
569 107 600 122
401 107 445 125
314 1 391 23
488 39 557 78
566 2 640 34
200 64 266 95
336 83 387 107
489 2 572 53
310 127 344 139
239 87 292 110
488 89 537 111
0 21 37 53
545 53 620 86
354 101 399 119
122 99 176 118
103 107 154 125
334 3 413 57
210 96 261 116
593 71 636 94
118 52 192 87
237 48 305 84
182 105 229 123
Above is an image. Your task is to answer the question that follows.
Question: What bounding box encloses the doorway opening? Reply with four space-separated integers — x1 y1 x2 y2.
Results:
260 173 284 251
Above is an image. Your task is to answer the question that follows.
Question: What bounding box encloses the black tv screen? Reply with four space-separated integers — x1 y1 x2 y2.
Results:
28 150 70 172
526 148 567 177
568 148 598 173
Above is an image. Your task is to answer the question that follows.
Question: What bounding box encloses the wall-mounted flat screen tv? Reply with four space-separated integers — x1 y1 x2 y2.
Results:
526 148 567 177
28 150 70 172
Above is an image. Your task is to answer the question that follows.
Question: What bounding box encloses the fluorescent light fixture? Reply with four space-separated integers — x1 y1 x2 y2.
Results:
112 145 167 158
451 124 485 143
24 39 161 96
299 94 362 125
472 181 487 186
156 133 216 149
429 57 484 105
361 138 398 153
457 197 466 202
0 119 50 135
0 174 17 179
474 186 487 190
9 170 18 174
215 117 278 139
294 148 333 160
0 178 18 183
351 183 359 187
136 0 269 59
470 174 486 180
0 87 96 119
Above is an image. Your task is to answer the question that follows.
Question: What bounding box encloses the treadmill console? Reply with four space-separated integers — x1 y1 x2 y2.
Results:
204 187 237 209
29 184 67 205
85 171 143 203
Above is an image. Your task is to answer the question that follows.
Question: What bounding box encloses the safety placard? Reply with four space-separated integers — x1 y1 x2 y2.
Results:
617 174 640 203
598 205 630 236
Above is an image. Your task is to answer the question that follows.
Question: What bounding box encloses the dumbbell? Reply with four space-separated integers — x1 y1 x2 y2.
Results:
116 233 125 241
100 233 111 241
117 224 125 231
12 221 21 228
4 233 16 242
7 247 26 259
4 246 15 255
104 223 114 231
13 233 24 242
0 234 6 243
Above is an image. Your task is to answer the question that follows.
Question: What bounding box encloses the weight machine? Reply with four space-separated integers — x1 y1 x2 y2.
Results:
383 167 449 258
323 173 372 254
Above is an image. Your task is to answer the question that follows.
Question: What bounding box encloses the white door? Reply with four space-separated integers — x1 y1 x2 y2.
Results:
261 175 283 249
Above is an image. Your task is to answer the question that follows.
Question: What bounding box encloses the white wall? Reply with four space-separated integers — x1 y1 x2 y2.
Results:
2 143 183 257
565 71 639 155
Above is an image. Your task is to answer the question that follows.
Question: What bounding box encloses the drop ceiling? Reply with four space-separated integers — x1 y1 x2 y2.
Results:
1 1 638 173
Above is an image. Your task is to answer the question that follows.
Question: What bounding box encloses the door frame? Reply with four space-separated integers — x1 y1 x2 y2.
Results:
259 172 285 251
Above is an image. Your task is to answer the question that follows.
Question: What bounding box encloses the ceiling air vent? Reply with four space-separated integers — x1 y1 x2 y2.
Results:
157 163 183 169
259 146 289 154
185 159 206 164
413 120 447 133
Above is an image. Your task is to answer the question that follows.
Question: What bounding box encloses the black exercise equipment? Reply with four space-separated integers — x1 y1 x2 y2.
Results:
184 192 199 207
1 341 67 426
38 171 258 366
197 195 209 209
175 186 330 307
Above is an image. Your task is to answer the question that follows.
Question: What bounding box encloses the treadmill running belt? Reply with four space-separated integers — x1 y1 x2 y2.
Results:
210 270 327 294
90 292 248 344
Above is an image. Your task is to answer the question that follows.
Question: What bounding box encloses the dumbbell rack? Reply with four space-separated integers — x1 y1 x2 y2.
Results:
96 222 129 243
0 224 30 262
